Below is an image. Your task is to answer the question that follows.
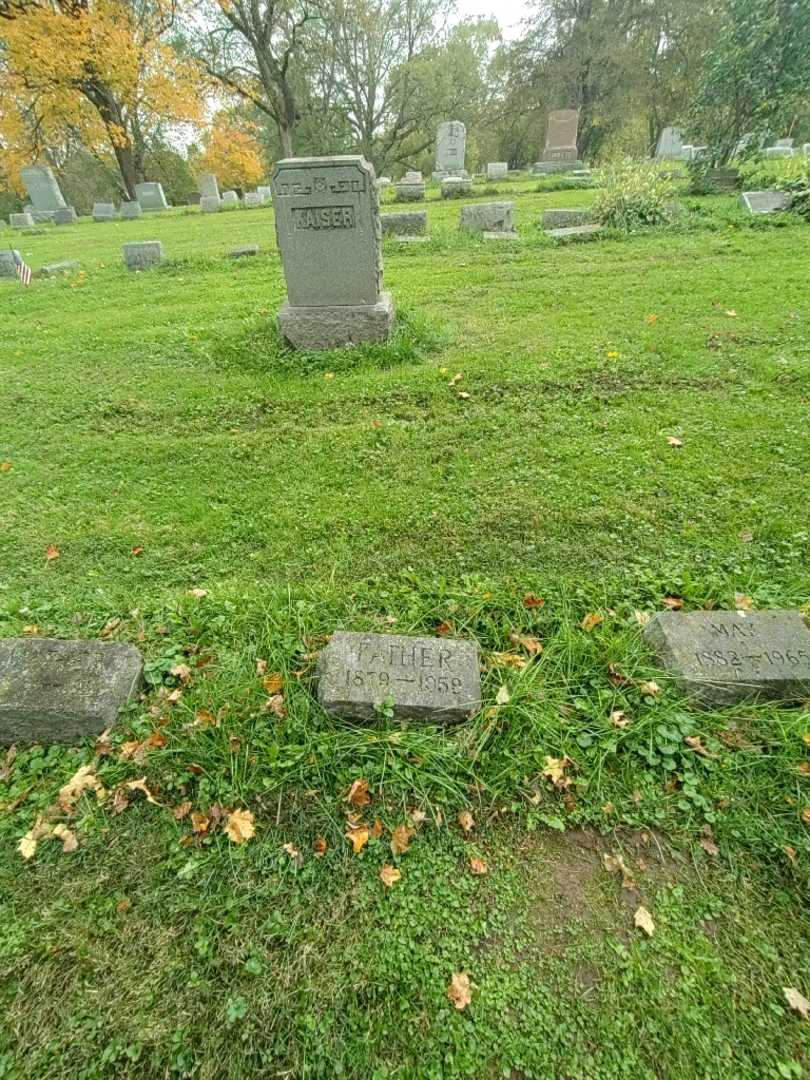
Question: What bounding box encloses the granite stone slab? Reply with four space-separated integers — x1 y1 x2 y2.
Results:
228 244 259 258
318 631 481 723
435 121 466 176
10 213 34 229
278 292 394 350
546 223 602 239
542 208 592 229
39 261 81 277
198 172 220 199
395 182 426 202
53 207 78 225
21 165 67 212
486 162 508 179
381 211 427 235
200 195 221 213
441 176 472 198
0 637 143 744
740 190 790 214
120 201 143 220
92 202 117 222
135 182 169 210
644 610 810 707
0 250 22 278
460 202 514 233
123 241 164 270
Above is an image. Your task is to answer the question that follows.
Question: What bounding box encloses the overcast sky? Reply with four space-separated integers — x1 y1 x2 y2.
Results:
453 0 532 40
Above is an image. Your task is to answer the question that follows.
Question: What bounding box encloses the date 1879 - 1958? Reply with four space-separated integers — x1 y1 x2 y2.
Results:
345 670 464 694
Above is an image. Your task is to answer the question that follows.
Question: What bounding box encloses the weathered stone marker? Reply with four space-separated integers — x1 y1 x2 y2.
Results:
272 155 395 349
441 176 472 198
243 191 262 208
40 261 81 277
460 202 515 233
198 172 220 200
120 200 143 220
10 213 34 230
532 109 584 174
0 250 23 278
54 207 78 225
655 127 683 159
21 165 67 215
92 202 116 222
542 208 592 229
381 211 427 235
221 190 239 209
134 182 169 211
644 610 810 707
200 195 221 214
0 638 143 744
486 162 508 180
433 121 467 179
318 632 481 723
740 190 790 214
123 241 164 270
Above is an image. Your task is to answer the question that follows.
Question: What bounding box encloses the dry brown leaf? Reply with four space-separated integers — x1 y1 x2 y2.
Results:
634 905 655 936
380 864 401 887
685 735 716 759
262 672 283 695
370 817 384 839
282 841 303 866
435 621 454 635
447 971 472 1010
313 836 328 857
0 462 11 472
225 808 256 844
666 436 683 448
116 898 131 914
391 824 415 856
699 835 719 857
171 663 192 684
126 777 160 805
633 610 652 627
783 987 810 1019
661 595 684 610
410 809 427 825
522 593 545 608
191 811 211 834
469 857 488 876
607 662 632 687
45 544 60 562
52 823 78 853
739 529 754 544
346 778 372 807
345 825 370 854
0 744 17 782
610 709 630 729
581 612 603 632
166 688 183 705
638 680 661 698
492 651 527 669
784 845 797 863
188 588 208 599
22 624 39 635
457 810 475 834
802 807 810 824
509 632 543 655
59 765 105 813
543 755 573 788
734 592 754 611
448 371 463 386
495 684 511 706
797 762 810 776
172 801 192 820
256 658 268 676
194 708 218 729
602 852 636 890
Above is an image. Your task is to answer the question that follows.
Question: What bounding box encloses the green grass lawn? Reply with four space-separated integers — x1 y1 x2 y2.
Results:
1 178 809 1079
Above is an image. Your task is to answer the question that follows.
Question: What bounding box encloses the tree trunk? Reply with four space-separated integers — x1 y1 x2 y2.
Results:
81 80 143 199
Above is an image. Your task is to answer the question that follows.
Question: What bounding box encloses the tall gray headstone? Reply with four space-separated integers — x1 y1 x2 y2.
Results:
0 638 143 744
317 631 481 723
434 121 466 179
21 165 67 212
198 173 220 200
644 610 810 707
655 127 683 159
134 182 169 211
272 155 394 349
543 110 580 163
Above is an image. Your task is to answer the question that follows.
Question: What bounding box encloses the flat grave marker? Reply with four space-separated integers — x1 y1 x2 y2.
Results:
318 631 481 723
740 190 790 214
644 610 810 707
0 638 143 744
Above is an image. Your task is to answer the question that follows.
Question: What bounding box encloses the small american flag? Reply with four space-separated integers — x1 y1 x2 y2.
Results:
13 251 32 287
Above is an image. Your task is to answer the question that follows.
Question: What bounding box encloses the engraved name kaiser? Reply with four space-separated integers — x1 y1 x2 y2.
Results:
292 206 355 230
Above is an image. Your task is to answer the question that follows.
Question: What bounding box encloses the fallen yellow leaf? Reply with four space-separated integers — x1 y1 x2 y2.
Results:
457 810 474 834
634 905 655 936
346 778 371 807
345 825 370 854
447 971 472 1010
380 864 401 887
783 987 810 1019
469 857 488 876
225 808 256 844
390 823 415 856
45 544 60 561
581 612 603 632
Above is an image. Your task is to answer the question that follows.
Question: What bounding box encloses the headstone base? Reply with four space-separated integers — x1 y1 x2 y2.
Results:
531 160 585 175
278 292 395 350
39 261 81 277
482 231 520 241
546 223 603 240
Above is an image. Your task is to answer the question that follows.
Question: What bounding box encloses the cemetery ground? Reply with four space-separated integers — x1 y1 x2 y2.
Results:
1 177 810 1079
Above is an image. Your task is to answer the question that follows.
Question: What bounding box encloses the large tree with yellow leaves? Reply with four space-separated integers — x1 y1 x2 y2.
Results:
0 0 203 197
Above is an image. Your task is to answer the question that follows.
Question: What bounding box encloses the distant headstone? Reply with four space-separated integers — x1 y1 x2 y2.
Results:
272 155 395 350
644 610 810 708
740 190 790 214
433 121 466 179
134 182 169 211
542 208 591 229
381 211 427 236
53 207 78 225
39 261 80 277
221 190 239 209
441 176 472 198
0 250 23 278
486 162 508 180
228 244 259 258
459 202 515 233
546 223 603 240
24 203 56 224
687 145 708 161
92 202 116 222
775 138 794 149
10 213 34 229
543 109 580 162
120 200 142 220
0 638 143 744
700 167 740 193
257 185 273 203
403 170 423 182
122 241 164 271
200 196 221 213
198 173 220 200
395 179 425 202
655 127 683 159
317 631 481 723
765 145 795 159
21 165 67 213
243 192 262 208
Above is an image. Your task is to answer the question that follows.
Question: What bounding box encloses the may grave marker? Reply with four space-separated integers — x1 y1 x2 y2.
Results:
644 610 810 707
272 155 394 349
318 631 481 723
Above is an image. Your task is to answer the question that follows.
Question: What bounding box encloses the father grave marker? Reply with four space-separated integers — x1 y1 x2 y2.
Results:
318 631 481 723
272 155 394 349
644 610 810 708
0 638 143 744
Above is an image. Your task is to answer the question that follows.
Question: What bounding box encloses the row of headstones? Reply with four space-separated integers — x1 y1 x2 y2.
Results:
656 128 810 161
2 609 809 744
